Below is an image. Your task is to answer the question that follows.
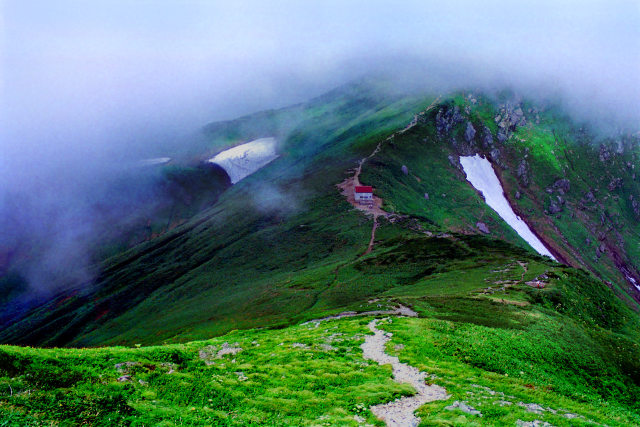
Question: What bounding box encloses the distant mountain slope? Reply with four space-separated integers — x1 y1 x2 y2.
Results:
1 80 640 424
0 81 437 346
359 93 640 306
0 81 638 350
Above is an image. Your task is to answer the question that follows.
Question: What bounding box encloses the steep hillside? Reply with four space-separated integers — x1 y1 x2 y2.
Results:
0 162 232 324
2 268 640 425
1 82 639 424
360 93 640 306
0 81 439 346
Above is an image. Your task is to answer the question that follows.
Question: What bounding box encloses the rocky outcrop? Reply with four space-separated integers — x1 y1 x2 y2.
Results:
608 178 623 191
631 196 640 218
494 103 527 142
435 105 464 137
482 125 493 147
465 122 476 142
476 222 490 234
599 144 612 162
401 165 409 176
448 154 462 171
489 148 507 170
553 179 570 194
584 190 597 203
517 159 531 188
548 199 563 214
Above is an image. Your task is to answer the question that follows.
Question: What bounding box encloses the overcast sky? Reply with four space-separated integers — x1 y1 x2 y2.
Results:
1 0 639 295
1 0 639 181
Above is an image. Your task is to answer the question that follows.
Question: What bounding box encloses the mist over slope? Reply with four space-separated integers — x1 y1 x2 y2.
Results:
0 82 640 426
1 3 640 423
1 1 638 299
0 79 638 349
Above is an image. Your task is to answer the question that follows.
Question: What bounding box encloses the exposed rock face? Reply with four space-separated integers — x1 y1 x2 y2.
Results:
632 198 640 217
482 125 493 147
608 177 623 191
494 102 527 142
435 105 464 136
465 121 476 142
450 136 475 156
599 144 612 162
448 154 462 170
401 165 409 176
596 243 607 256
476 222 490 234
584 191 597 203
497 130 508 143
553 179 571 194
517 159 531 188
489 148 508 169
548 200 563 214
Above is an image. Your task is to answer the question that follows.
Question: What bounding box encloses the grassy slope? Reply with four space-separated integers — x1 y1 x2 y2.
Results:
4 84 638 349
360 94 640 308
0 81 440 347
1 258 639 425
1 83 640 424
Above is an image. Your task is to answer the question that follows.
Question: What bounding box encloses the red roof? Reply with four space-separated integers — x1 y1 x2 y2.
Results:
355 185 373 193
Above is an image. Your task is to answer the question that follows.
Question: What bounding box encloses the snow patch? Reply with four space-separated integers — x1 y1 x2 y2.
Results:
139 157 171 166
625 274 640 291
460 154 556 260
208 137 278 184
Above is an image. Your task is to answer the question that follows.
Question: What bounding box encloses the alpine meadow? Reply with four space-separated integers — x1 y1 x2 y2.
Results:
1 2 639 426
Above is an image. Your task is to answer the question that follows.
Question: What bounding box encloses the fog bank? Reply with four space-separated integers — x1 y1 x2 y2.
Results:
1 0 638 294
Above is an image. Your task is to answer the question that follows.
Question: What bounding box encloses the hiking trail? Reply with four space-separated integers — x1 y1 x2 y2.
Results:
338 99 440 255
361 318 449 426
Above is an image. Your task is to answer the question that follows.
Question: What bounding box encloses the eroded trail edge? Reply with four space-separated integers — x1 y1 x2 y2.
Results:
361 318 449 427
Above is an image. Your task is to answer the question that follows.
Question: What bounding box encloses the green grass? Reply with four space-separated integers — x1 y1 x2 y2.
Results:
2 260 639 425
0 318 413 426
1 82 639 423
384 314 640 426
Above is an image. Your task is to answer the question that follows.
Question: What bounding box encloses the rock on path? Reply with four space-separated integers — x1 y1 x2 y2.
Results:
361 319 448 427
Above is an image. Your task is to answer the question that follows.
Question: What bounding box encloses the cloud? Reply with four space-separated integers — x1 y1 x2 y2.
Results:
0 0 638 295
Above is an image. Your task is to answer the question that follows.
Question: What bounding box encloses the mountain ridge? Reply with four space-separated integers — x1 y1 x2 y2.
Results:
1 81 639 425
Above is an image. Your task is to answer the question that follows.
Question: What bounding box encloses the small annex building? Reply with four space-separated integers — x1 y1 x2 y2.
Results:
354 185 373 205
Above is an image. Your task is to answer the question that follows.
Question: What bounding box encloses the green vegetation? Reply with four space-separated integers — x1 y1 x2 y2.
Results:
2 258 639 425
0 318 410 425
1 80 639 424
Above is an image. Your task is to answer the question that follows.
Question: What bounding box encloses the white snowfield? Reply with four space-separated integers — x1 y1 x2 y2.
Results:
625 273 640 291
208 137 279 184
460 154 556 260
139 157 171 166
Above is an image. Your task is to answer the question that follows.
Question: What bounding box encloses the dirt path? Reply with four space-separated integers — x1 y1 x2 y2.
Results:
362 318 449 427
304 304 418 326
517 261 528 282
338 99 441 255
337 140 389 256
305 305 449 425
365 218 379 255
